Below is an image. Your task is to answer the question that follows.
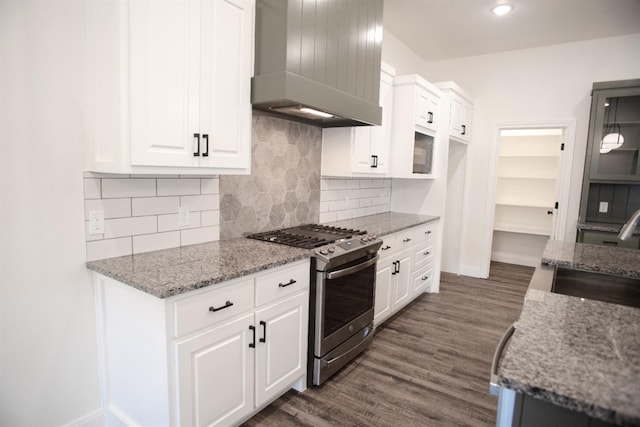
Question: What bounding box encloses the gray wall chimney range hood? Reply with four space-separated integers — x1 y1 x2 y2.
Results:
252 0 383 128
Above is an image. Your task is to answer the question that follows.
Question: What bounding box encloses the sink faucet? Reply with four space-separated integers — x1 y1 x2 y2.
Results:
618 208 640 241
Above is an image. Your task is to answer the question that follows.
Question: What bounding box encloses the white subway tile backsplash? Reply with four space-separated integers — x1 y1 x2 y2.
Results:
319 177 390 223
201 210 220 227
133 231 180 254
158 212 201 232
85 198 131 219
180 194 219 212
102 178 156 198
181 226 220 246
319 211 337 223
84 176 221 261
328 200 346 211
104 216 157 239
132 197 180 216
157 178 201 196
83 178 102 199
201 178 220 195
86 237 132 262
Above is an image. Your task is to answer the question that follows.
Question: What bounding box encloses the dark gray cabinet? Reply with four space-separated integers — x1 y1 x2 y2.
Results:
586 83 640 181
579 80 640 237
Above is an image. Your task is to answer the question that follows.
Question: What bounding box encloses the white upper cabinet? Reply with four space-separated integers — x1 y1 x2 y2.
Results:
86 0 254 175
321 63 396 177
435 81 474 144
389 75 442 179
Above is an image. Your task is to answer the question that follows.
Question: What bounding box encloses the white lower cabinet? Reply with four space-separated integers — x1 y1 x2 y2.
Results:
374 222 440 327
176 313 255 427
93 259 309 427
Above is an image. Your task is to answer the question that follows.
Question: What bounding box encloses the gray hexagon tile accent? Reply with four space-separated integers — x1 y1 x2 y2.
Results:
220 114 322 239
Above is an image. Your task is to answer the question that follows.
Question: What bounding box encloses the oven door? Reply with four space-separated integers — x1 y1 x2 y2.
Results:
315 254 377 357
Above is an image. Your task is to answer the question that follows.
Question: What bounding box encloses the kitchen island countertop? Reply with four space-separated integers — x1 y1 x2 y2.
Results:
498 240 640 426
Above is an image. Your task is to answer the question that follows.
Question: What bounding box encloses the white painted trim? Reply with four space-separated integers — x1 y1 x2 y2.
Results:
60 409 103 427
92 274 110 427
490 252 541 268
459 265 488 279
483 119 577 275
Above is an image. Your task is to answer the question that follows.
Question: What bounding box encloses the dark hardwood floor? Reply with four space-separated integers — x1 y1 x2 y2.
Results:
244 262 533 427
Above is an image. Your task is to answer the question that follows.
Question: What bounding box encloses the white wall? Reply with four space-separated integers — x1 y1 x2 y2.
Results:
0 1 102 425
421 33 640 277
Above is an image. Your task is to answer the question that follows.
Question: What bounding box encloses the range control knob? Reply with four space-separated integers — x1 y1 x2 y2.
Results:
319 248 329 255
327 245 336 253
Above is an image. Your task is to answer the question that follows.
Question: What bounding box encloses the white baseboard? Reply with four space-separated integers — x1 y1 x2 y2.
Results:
60 409 103 427
459 265 489 279
491 252 539 267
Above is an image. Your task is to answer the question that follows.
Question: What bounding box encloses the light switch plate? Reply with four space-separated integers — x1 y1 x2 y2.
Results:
178 206 190 226
599 202 609 213
89 211 104 235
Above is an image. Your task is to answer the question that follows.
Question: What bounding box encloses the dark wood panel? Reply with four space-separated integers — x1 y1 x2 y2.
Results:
244 262 532 427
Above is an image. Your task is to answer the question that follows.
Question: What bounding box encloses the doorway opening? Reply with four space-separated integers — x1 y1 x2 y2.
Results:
490 127 568 267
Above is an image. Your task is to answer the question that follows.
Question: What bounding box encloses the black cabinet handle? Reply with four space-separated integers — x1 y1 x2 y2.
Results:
461 124 466 135
427 111 433 124
603 241 618 246
403 238 412 243
260 321 267 343
371 155 378 168
422 276 429 281
249 325 256 348
391 261 398 275
423 251 430 256
381 245 391 251
547 210 553 215
425 230 432 235
279 279 297 288
202 134 209 157
396 261 401 274
193 133 200 157
209 300 233 312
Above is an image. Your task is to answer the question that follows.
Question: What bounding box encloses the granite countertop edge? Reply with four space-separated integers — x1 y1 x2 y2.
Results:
87 250 312 299
86 212 436 299
577 221 640 235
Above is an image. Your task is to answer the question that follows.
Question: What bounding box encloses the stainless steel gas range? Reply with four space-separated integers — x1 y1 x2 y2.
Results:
248 224 382 386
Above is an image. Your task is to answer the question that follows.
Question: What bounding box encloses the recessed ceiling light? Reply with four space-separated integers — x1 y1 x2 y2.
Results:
491 4 513 16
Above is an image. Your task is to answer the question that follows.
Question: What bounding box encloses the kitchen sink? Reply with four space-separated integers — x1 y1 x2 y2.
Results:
552 267 640 308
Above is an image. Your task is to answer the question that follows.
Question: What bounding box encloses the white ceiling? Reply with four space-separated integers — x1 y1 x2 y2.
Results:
383 0 640 62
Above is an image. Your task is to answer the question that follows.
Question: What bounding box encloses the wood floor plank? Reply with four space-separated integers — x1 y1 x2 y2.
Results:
243 262 533 426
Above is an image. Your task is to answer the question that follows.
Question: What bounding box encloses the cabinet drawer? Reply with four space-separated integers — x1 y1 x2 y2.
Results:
378 234 397 259
414 223 437 244
414 242 436 269
173 279 254 337
580 230 640 249
397 229 417 249
412 263 434 294
255 261 310 307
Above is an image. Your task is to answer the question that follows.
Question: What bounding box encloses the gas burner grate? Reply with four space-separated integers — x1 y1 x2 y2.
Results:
247 224 366 249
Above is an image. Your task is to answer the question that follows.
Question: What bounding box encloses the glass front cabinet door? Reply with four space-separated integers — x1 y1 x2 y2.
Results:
587 83 640 181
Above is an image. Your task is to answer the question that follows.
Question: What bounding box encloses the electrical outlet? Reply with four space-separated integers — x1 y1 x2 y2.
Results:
178 206 190 226
599 202 609 213
89 211 104 235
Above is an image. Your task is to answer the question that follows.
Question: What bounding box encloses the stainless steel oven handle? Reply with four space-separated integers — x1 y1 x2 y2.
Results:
490 322 516 395
326 255 378 280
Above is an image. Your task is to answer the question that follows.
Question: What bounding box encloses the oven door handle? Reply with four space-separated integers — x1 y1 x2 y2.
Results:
326 255 379 280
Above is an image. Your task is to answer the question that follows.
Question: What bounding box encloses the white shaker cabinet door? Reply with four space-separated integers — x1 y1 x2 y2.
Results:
254 292 308 408
129 0 201 167
176 312 254 427
198 0 253 170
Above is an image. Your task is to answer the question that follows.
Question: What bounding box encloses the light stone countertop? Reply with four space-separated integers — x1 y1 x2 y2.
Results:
324 212 440 236
86 212 435 299
86 238 312 298
498 240 640 426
